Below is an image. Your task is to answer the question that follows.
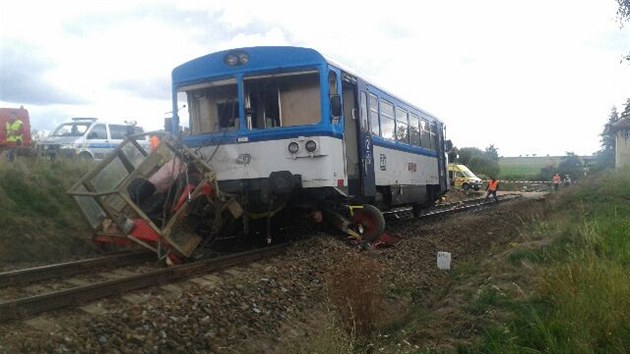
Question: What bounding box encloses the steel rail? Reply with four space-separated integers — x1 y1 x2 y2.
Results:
0 243 288 322
384 193 523 219
417 193 523 217
0 250 155 288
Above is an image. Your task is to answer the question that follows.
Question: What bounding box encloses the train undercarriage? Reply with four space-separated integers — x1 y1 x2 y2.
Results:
67 135 386 264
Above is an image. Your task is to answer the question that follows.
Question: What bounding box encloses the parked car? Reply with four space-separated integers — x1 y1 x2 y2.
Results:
38 117 150 159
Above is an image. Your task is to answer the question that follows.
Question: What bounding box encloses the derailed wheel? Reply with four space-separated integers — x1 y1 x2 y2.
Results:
351 204 385 242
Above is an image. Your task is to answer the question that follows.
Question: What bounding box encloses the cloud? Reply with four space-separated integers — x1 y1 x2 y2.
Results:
110 77 170 100
0 39 88 105
1 0 628 157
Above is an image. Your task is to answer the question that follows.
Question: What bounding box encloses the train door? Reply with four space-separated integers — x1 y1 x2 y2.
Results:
436 122 448 193
343 76 375 201
341 79 360 196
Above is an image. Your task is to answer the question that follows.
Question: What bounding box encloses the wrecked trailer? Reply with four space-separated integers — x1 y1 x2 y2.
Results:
66 134 243 264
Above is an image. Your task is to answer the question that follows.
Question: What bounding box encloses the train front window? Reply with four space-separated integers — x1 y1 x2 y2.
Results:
183 79 239 135
244 71 321 129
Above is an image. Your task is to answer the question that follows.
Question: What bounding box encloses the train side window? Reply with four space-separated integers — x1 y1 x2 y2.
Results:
430 121 438 151
328 71 338 95
380 100 395 140
360 91 369 132
395 108 408 143
409 113 420 146
420 118 431 149
369 94 380 136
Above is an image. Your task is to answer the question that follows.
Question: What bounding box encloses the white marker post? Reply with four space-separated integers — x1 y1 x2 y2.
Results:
437 251 451 270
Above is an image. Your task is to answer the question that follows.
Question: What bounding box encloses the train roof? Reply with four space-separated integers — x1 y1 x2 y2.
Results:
172 46 326 85
173 46 443 124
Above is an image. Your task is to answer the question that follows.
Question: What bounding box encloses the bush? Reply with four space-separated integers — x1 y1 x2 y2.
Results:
326 251 384 337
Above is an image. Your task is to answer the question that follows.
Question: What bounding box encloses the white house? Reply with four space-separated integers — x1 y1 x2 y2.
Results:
611 118 630 169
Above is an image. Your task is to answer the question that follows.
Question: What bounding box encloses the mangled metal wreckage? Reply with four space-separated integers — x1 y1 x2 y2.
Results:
67 135 243 264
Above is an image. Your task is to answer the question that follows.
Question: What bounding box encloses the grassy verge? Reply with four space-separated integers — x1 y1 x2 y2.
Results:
291 168 630 353
0 157 98 268
465 169 630 353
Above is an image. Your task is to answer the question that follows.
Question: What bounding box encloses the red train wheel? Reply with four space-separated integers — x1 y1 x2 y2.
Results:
351 204 385 242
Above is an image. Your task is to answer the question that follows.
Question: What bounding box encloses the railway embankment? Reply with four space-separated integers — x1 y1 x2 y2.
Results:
0 159 628 353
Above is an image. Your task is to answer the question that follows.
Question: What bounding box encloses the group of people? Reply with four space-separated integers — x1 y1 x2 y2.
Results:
552 173 571 192
4 112 24 162
482 172 571 203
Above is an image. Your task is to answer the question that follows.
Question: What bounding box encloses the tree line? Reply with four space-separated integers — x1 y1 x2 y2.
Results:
449 99 630 181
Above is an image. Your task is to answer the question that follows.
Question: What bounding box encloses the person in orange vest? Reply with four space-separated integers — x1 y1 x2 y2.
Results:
484 177 499 203
150 135 160 152
552 173 561 192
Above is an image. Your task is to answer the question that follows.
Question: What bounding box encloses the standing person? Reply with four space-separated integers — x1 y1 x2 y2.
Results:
5 112 24 162
564 174 571 187
484 177 499 203
552 173 561 192
150 135 160 151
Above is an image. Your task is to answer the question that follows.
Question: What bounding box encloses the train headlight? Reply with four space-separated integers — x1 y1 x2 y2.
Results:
224 54 239 66
305 140 317 152
224 50 250 66
288 142 299 154
237 52 250 65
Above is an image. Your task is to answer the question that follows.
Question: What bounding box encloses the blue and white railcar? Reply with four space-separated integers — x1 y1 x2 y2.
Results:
171 47 450 240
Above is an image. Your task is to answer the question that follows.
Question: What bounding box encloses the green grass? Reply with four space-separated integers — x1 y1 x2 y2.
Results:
499 165 542 180
499 156 562 180
0 157 98 266
470 168 630 353
467 286 510 316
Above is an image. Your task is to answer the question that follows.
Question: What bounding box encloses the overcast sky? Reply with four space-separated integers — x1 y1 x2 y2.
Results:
1 0 629 157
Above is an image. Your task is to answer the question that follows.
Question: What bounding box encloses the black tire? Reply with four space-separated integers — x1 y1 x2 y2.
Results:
351 204 385 242
78 152 93 160
473 185 480 191
462 184 470 191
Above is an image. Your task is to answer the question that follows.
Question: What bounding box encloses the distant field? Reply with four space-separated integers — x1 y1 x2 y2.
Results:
499 156 563 179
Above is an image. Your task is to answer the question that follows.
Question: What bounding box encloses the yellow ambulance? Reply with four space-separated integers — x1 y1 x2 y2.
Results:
448 163 482 191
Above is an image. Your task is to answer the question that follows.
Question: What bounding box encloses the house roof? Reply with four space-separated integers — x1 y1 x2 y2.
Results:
611 117 630 132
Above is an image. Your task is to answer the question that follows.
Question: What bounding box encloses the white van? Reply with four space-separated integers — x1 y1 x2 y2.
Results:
38 117 150 159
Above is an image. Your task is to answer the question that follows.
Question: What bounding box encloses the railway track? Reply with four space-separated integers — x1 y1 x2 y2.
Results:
0 250 155 288
385 192 524 220
0 244 288 322
420 192 524 217
0 193 524 323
